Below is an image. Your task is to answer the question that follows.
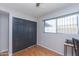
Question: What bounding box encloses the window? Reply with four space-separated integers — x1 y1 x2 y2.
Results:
57 17 65 33
44 13 79 34
45 19 56 33
57 15 78 34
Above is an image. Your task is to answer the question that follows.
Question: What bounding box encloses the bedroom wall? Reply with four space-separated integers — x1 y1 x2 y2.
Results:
37 4 79 55
0 15 1 51
0 13 9 52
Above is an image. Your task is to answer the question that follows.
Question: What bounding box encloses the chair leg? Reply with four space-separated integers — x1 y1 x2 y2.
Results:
64 45 67 56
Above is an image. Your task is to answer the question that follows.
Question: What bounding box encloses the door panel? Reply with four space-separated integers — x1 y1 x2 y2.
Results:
12 17 37 53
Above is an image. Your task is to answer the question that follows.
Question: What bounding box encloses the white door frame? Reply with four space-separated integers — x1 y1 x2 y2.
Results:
9 14 13 56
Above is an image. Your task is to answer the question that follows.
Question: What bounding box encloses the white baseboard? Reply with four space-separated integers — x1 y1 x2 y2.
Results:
0 49 8 53
38 44 64 56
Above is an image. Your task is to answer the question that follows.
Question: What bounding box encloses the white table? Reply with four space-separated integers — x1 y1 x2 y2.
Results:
64 43 74 56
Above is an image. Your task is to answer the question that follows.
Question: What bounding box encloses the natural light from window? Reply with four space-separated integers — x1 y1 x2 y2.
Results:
44 14 79 34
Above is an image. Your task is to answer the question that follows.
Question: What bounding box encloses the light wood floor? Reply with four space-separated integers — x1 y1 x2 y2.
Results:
13 45 61 56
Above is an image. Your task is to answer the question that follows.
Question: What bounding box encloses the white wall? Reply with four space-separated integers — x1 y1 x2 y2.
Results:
0 15 1 51
37 4 79 55
0 13 9 52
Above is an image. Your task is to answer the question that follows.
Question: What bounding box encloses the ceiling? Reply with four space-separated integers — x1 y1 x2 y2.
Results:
0 3 75 18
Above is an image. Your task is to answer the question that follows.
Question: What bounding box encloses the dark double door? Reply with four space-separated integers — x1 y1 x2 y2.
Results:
12 17 37 53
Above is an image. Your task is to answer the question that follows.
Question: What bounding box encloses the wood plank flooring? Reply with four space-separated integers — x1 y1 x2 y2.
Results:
13 45 61 56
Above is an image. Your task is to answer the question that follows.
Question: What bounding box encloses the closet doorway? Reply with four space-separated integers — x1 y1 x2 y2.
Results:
12 17 37 54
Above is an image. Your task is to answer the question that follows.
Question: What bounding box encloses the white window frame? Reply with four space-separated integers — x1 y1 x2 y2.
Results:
44 12 79 34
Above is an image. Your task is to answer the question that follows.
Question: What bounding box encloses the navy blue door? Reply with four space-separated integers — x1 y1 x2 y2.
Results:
12 17 37 53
